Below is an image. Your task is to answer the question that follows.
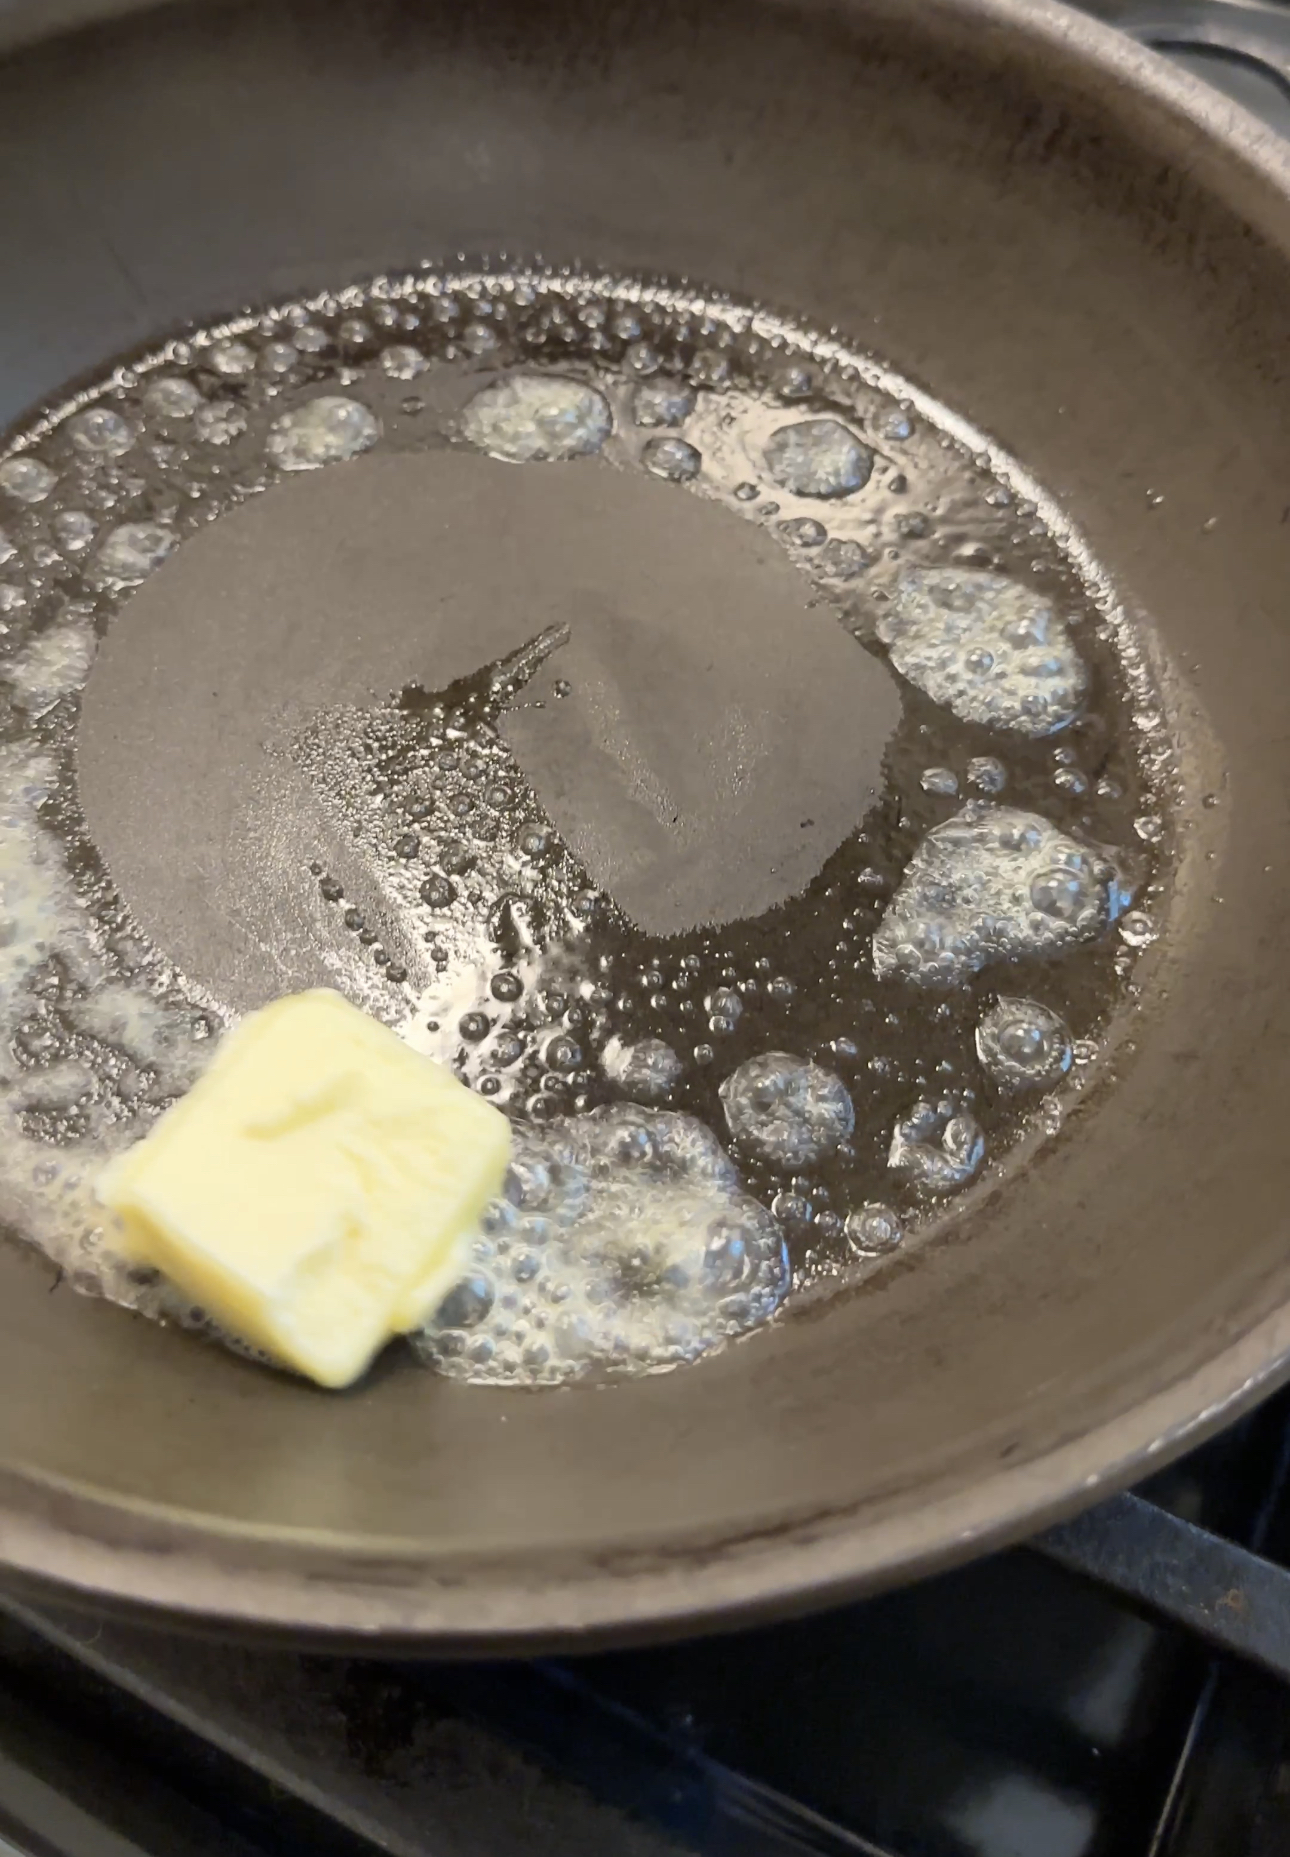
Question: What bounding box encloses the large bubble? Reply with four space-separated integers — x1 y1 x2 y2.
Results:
413 1105 791 1384
876 567 1087 737
975 997 1072 1090
719 1052 854 1170
763 418 873 499
888 1098 985 1194
267 395 380 472
460 374 611 463
873 802 1134 987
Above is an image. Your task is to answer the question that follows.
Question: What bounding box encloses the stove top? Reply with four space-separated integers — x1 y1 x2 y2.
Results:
3 8 1290 1857
3 1381 1290 1857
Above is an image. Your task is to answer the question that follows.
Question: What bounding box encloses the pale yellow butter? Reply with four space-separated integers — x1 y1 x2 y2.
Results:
97 988 511 1388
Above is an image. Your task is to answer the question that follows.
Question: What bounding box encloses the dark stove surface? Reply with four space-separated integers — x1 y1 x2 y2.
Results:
2 8 1290 1857
2 1384 1290 1857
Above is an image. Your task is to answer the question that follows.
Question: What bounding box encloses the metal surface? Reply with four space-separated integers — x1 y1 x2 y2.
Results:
3 0 1290 1646
1119 1 1290 93
1040 1493 1290 1686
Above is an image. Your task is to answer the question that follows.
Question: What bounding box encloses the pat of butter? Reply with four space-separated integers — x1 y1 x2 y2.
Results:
97 989 511 1388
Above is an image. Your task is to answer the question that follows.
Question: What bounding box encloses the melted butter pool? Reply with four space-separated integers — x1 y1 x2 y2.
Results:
0 267 1176 1384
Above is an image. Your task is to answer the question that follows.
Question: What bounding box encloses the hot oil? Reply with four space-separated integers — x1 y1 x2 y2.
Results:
0 268 1174 1384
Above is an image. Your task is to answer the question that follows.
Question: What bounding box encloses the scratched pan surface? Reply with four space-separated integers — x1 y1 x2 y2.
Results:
0 0 1288 1650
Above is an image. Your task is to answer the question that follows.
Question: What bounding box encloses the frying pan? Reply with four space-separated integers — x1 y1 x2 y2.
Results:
0 0 1288 1653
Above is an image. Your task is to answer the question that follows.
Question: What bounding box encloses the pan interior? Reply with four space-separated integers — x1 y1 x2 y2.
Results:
0 265 1168 1403
0 0 1283 1640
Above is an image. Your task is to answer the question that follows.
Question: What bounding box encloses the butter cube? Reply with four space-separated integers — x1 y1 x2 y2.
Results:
97 989 511 1388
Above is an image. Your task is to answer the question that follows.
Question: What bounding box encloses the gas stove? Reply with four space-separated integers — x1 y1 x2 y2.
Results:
3 1381 1290 1857
2 9 1290 1857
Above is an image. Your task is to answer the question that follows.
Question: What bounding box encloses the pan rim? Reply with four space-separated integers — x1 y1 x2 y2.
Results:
3 1293 1290 1646
3 0 1289 1642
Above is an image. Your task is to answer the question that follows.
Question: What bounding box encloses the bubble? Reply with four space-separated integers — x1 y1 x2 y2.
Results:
0 532 12 567
845 1203 904 1255
624 342 660 376
873 802 1133 986
602 1036 683 1100
195 402 248 446
975 997 1072 1090
920 766 959 796
703 1214 753 1286
704 986 742 1026
462 322 499 357
143 376 202 419
691 351 730 388
1030 866 1097 922
814 538 870 579
493 1032 525 1067
877 568 1087 737
490 970 523 1002
771 1190 812 1225
720 1052 854 1170
415 1106 789 1385
888 1099 984 1193
434 1273 495 1328
1121 909 1158 950
632 379 696 428
967 755 1007 794
763 419 873 499
8 623 95 711
766 975 796 1002
207 338 257 377
459 1012 491 1042
419 875 456 908
263 394 379 471
0 458 57 505
461 374 611 463
97 522 177 583
260 341 298 375
642 436 701 482
1134 814 1165 844
778 516 827 548
602 1117 656 1166
544 1032 582 1073
52 510 96 554
68 407 134 457
382 344 427 380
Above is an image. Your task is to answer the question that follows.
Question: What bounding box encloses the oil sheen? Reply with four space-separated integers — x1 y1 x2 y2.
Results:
0 268 1174 1384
